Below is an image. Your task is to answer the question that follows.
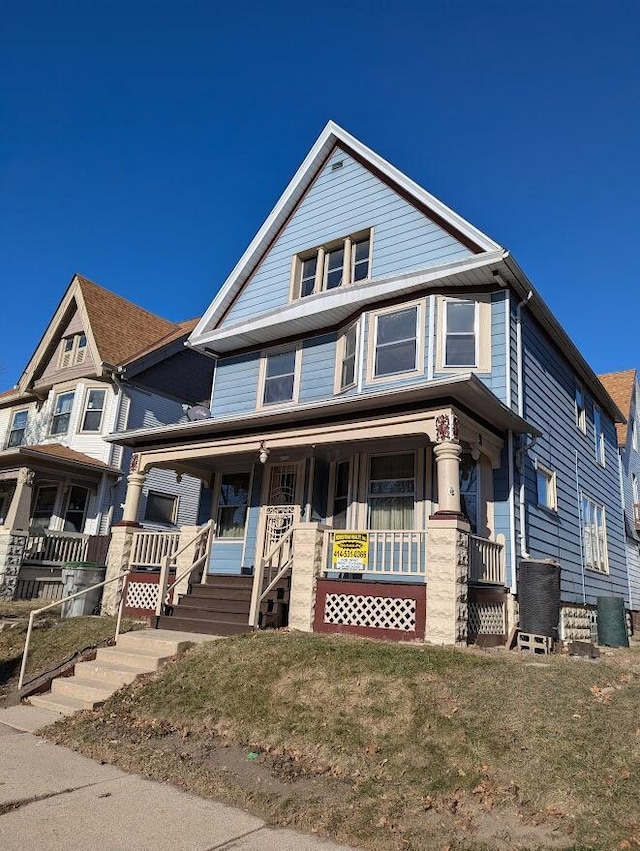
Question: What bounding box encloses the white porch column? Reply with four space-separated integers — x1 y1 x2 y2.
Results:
121 455 147 525
3 468 34 532
432 414 463 518
288 523 325 632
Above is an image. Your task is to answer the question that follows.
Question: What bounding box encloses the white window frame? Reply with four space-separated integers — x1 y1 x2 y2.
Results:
291 229 372 300
49 391 75 436
575 382 586 433
535 461 557 512
580 493 609 574
6 408 29 449
144 491 179 526
79 387 107 433
334 323 359 393
367 299 424 383
257 344 302 409
593 404 605 466
442 298 478 368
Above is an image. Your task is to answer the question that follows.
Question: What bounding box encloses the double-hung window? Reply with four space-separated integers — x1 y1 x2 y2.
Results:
367 453 415 530
575 382 586 432
581 494 608 573
50 392 75 436
80 388 106 432
6 410 28 448
295 231 371 299
443 299 477 367
593 405 605 466
536 463 557 511
372 305 419 379
337 324 358 391
144 492 178 525
261 348 299 406
216 472 250 538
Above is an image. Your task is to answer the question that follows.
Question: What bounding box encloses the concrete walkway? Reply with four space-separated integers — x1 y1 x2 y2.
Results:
0 705 353 851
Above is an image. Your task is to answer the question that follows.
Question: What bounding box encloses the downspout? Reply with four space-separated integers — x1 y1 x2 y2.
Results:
516 289 534 559
618 451 633 610
575 450 587 604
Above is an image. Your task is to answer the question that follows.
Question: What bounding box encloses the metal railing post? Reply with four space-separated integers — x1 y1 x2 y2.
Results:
17 611 36 692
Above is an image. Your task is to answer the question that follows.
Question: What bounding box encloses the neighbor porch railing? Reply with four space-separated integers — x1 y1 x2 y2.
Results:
468 534 505 585
23 531 90 566
130 529 181 569
323 529 427 578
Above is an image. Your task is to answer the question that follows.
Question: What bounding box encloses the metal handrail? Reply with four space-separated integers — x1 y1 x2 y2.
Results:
17 570 130 691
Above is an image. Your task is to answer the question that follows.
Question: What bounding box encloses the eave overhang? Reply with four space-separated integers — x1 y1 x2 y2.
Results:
0 446 121 478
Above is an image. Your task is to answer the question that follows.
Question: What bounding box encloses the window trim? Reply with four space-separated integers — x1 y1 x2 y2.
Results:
79 386 107 434
580 493 609 574
334 322 360 394
290 228 373 301
366 299 425 384
593 404 605 466
49 391 75 436
257 343 302 409
6 408 29 449
575 382 586 433
535 461 558 512
144 491 179 526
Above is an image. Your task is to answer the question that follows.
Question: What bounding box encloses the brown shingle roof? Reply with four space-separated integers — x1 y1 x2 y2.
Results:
76 276 181 367
21 443 120 473
118 317 200 366
599 369 636 447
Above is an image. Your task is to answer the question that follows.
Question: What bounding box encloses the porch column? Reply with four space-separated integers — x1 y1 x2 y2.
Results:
3 468 34 532
121 456 147 525
432 414 463 518
101 524 136 615
289 523 325 632
425 516 470 646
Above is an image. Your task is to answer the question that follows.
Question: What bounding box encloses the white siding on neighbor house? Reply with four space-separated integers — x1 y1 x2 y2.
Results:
222 147 473 326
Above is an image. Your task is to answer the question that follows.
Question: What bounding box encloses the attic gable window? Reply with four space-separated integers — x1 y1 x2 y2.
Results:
293 230 372 299
59 333 87 369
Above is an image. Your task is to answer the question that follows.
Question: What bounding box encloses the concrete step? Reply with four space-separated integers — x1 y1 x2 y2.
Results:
74 659 150 687
116 629 208 656
95 645 172 671
29 692 87 716
51 676 114 708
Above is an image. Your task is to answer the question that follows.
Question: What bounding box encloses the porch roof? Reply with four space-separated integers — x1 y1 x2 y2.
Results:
106 374 540 452
0 444 121 478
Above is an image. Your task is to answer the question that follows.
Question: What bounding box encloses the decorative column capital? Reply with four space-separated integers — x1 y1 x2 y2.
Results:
435 413 460 444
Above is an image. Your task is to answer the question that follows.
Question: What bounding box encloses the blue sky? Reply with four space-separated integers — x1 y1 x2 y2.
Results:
1 1 639 386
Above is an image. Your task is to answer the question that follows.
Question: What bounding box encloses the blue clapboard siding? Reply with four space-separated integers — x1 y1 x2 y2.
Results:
299 335 338 403
618 378 640 608
492 446 513 586
243 464 263 571
520 311 627 605
222 147 472 325
211 353 260 416
208 542 244 574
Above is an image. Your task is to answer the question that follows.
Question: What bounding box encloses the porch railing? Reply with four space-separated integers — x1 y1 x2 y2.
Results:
130 530 181 570
23 531 90 566
154 520 214 618
249 524 295 628
323 530 427 578
468 534 505 585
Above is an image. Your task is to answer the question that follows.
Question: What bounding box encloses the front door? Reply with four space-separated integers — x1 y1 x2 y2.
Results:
258 462 302 558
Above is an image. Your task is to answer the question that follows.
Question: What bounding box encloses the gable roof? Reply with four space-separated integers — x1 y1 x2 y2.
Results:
189 121 502 345
598 369 636 446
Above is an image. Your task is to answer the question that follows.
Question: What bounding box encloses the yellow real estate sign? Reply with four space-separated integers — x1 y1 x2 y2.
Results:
332 532 369 572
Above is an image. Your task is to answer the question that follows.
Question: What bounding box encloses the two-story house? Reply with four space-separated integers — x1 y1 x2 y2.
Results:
104 122 627 646
0 274 214 601
599 369 640 627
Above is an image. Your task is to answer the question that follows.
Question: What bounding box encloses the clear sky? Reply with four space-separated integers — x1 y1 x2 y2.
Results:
1 1 639 387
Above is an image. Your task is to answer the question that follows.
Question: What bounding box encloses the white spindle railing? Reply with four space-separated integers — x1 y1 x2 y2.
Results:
23 531 89 566
130 530 181 569
468 534 505 585
323 530 427 578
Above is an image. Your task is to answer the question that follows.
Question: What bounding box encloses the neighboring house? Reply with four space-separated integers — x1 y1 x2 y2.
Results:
0 274 213 601
103 122 627 646
599 369 640 625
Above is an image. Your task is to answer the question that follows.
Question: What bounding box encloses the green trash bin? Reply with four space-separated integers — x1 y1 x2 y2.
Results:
61 562 107 618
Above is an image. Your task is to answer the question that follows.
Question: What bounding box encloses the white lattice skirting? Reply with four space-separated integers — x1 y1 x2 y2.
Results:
468 601 506 635
324 592 417 632
125 581 161 611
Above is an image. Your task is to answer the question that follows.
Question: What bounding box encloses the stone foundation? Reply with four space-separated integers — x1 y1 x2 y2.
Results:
0 531 27 601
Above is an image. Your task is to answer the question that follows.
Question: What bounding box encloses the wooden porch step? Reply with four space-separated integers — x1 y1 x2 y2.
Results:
202 574 254 589
188 585 253 602
176 596 253 615
156 615 251 636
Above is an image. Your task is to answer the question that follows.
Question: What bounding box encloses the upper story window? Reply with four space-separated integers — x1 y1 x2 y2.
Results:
259 346 301 406
370 303 421 380
593 404 605 466
6 410 28 448
59 333 87 369
575 382 586 432
80 388 106 433
444 299 477 367
50 391 75 436
581 494 608 573
336 324 358 392
536 462 557 511
633 419 639 452
293 230 371 299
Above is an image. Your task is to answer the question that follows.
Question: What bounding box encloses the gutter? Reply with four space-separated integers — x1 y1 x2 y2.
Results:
515 289 535 561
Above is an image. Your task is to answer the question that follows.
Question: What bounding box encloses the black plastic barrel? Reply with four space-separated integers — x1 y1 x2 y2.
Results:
518 560 561 639
596 597 629 648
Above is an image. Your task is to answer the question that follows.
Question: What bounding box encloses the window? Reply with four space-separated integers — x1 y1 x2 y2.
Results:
444 299 477 367
367 453 415 530
260 347 299 406
593 405 605 466
144 492 178 525
575 382 586 432
294 231 371 298
372 305 419 379
50 392 75 435
216 472 250 538
81 388 106 432
337 324 358 391
633 419 639 452
331 461 350 529
536 463 557 511
63 486 89 532
6 410 28 448
460 454 479 532
31 485 58 530
581 494 608 573
632 474 639 506
59 333 87 369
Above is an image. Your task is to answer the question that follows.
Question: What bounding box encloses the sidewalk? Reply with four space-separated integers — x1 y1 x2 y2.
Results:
0 705 353 851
